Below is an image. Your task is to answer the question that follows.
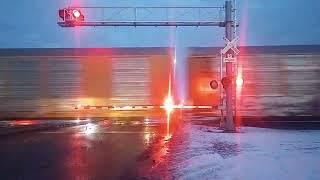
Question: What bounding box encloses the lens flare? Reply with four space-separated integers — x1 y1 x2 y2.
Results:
164 72 174 115
165 134 172 141
164 96 174 114
84 123 96 135
236 76 244 87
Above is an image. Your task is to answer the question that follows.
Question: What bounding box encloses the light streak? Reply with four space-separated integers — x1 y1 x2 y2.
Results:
84 123 96 135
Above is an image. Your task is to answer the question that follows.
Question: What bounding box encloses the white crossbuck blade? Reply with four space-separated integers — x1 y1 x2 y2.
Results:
221 37 240 55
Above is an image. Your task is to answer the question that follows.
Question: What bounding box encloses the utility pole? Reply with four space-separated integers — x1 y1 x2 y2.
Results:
224 1 235 131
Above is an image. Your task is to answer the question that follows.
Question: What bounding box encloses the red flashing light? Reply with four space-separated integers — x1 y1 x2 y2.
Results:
58 8 84 22
236 77 244 87
72 10 81 18
210 80 219 90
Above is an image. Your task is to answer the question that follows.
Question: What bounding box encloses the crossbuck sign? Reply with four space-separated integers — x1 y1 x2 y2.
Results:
221 37 240 63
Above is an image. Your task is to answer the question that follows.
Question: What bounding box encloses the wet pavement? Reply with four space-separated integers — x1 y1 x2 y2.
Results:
1 114 319 180
0 117 181 180
0 119 93 136
135 120 320 180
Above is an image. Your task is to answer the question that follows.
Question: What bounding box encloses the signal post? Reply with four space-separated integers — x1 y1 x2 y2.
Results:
223 1 238 131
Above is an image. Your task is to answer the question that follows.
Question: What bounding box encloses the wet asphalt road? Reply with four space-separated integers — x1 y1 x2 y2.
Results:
1 114 319 180
0 117 177 180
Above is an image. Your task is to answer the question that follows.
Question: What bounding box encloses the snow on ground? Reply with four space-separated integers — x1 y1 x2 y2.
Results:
145 123 320 180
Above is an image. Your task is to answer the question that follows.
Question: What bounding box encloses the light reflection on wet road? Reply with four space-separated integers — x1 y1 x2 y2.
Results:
0 117 180 180
0 119 91 128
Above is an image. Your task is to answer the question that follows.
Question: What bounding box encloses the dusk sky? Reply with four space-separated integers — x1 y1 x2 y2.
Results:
0 0 319 48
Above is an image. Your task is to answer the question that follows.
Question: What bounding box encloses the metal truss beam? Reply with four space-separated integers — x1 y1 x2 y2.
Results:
58 21 225 27
58 6 225 27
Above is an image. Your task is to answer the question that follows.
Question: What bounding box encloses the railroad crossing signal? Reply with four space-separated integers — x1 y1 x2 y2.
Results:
221 37 240 55
221 37 239 63
57 6 225 27
57 1 238 131
59 8 85 24
210 80 219 90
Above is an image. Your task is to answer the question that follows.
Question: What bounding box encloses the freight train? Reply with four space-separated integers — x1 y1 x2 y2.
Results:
0 45 319 119
0 48 171 119
188 45 320 117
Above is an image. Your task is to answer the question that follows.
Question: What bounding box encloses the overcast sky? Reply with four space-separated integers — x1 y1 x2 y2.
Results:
0 0 319 48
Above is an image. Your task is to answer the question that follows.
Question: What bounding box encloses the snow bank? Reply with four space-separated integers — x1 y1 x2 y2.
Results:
147 124 320 180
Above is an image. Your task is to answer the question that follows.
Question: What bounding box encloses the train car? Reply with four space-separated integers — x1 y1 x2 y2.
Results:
188 45 320 117
0 48 171 119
